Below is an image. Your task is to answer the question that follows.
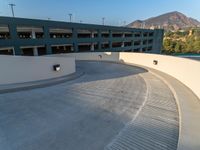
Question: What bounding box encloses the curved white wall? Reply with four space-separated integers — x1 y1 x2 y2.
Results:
62 52 200 100
0 55 75 85
119 53 200 100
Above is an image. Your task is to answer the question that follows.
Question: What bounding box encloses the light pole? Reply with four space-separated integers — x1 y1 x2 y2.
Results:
102 17 105 25
9 3 16 17
123 21 126 26
69 13 72 22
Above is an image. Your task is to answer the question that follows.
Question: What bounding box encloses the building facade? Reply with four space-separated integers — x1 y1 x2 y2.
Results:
0 17 164 56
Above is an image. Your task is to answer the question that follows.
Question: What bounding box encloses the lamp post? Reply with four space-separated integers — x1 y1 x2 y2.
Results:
102 17 105 25
123 21 126 26
9 3 16 17
69 13 72 22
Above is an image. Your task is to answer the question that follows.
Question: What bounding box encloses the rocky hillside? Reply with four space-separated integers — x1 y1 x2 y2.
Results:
128 11 200 31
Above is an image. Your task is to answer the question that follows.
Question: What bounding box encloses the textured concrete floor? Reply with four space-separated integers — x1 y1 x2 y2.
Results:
0 61 179 150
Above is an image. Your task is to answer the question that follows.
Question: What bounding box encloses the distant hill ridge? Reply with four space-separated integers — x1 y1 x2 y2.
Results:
128 11 200 31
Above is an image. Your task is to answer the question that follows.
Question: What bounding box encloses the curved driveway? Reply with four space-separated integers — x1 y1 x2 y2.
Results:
0 61 179 150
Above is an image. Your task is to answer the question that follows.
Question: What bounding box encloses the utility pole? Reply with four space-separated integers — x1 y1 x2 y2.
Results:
69 13 72 22
102 17 105 25
9 3 16 17
123 21 126 26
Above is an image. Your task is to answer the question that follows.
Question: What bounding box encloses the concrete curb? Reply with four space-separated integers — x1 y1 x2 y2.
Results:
0 70 84 94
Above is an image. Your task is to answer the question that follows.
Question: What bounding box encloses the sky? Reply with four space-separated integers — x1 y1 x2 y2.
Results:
0 0 200 26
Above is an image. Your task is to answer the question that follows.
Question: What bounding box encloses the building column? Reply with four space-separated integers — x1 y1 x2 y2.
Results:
31 30 36 39
9 24 22 55
33 47 38 56
98 30 102 50
70 45 74 52
72 28 78 52
14 45 22 55
109 30 112 50
91 32 94 38
122 33 125 48
91 43 95 51
140 31 143 52
46 44 52 55
43 26 52 55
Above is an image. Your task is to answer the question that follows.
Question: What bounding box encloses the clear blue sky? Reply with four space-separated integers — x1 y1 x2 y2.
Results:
0 0 200 25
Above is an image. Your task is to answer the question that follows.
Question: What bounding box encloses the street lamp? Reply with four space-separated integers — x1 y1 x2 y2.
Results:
123 21 126 26
9 3 16 17
69 13 72 22
102 17 105 25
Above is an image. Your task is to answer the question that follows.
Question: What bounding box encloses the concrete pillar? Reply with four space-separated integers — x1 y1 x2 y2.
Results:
98 30 102 50
8 24 18 39
63 46 66 52
91 43 95 51
31 30 36 39
122 33 125 48
46 44 52 55
91 32 94 38
33 47 38 56
72 28 78 52
131 40 134 52
109 30 112 50
70 46 74 52
14 46 22 55
43 26 50 39
140 31 143 52
121 42 125 48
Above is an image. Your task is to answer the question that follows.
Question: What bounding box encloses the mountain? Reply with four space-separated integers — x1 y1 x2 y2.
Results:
127 11 200 31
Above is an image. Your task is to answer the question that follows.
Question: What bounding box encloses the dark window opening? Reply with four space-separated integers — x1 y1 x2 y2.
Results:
36 33 44 39
77 33 91 38
148 39 153 44
143 32 148 37
18 32 32 39
50 33 72 38
147 46 153 51
38 47 46 56
124 42 132 47
52 46 73 54
101 43 109 49
134 32 141 37
22 48 34 56
0 32 10 39
133 48 140 52
112 33 123 38
143 40 147 45
134 41 141 46
112 42 122 48
149 32 154 37
101 33 109 38
142 48 147 52
125 34 132 37
0 49 13 55
78 45 91 52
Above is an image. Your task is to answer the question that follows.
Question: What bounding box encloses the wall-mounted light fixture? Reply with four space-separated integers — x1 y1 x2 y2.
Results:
153 60 158 65
53 64 61 71
98 55 102 59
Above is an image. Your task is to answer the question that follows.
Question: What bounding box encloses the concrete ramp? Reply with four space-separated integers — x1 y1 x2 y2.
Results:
0 61 179 150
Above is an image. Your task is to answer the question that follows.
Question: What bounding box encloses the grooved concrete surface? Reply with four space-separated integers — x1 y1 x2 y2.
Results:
0 61 179 150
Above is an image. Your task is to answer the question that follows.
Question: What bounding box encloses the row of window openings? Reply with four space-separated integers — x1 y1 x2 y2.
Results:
0 32 153 45
0 44 153 56
0 31 154 39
